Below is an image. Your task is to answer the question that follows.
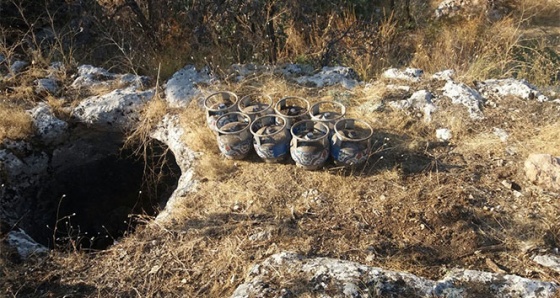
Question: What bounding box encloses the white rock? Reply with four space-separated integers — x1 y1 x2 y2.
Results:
29 103 68 145
71 65 149 91
493 127 509 142
389 90 436 122
382 68 423 82
295 66 359 89
533 255 560 273
436 128 453 142
72 87 155 129
524 153 560 192
477 78 549 102
164 65 213 108
232 252 559 298
7 229 48 259
442 81 485 119
152 115 197 222
432 69 455 81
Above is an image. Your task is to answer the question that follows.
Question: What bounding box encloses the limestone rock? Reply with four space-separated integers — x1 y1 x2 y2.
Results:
432 69 455 81
7 229 48 259
9 60 28 74
152 115 197 222
436 128 453 142
295 66 360 89
34 78 59 94
477 78 549 102
71 65 149 93
524 154 560 191
389 90 436 122
274 63 314 78
71 87 155 130
164 65 213 108
382 68 423 82
533 255 560 273
442 80 485 119
29 103 68 145
232 252 558 298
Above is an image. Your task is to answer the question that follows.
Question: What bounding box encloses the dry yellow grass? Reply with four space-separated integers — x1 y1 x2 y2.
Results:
2 72 560 297
0 103 34 142
1 1 560 297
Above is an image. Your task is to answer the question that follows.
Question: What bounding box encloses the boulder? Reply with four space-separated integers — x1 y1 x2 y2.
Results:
29 103 68 145
232 252 559 297
164 65 213 108
524 154 560 192
389 90 436 122
71 65 149 93
476 78 549 102
7 230 48 259
442 80 485 119
71 87 155 130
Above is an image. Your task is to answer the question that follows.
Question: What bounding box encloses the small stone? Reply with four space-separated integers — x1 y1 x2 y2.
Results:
35 78 59 94
10 61 28 74
436 128 452 142
493 127 509 142
432 69 455 81
524 154 560 192
533 255 560 273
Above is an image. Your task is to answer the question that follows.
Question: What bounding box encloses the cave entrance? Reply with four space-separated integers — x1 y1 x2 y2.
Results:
25 129 181 250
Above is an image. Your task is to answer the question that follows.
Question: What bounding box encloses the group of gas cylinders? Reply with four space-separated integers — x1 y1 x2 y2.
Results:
204 91 374 170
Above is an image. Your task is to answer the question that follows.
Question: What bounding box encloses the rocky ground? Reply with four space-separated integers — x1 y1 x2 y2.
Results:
0 59 559 297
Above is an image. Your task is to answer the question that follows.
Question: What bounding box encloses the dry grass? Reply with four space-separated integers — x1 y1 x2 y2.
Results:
1 1 560 297
2 73 560 297
0 103 34 142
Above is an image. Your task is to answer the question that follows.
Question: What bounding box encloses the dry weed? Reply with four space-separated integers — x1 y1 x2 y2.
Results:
0 103 34 142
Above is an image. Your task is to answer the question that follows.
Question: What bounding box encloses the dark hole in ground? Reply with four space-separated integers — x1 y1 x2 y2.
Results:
25 132 181 250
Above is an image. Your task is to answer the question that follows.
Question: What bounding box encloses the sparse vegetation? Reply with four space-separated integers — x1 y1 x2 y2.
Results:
1 0 560 297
